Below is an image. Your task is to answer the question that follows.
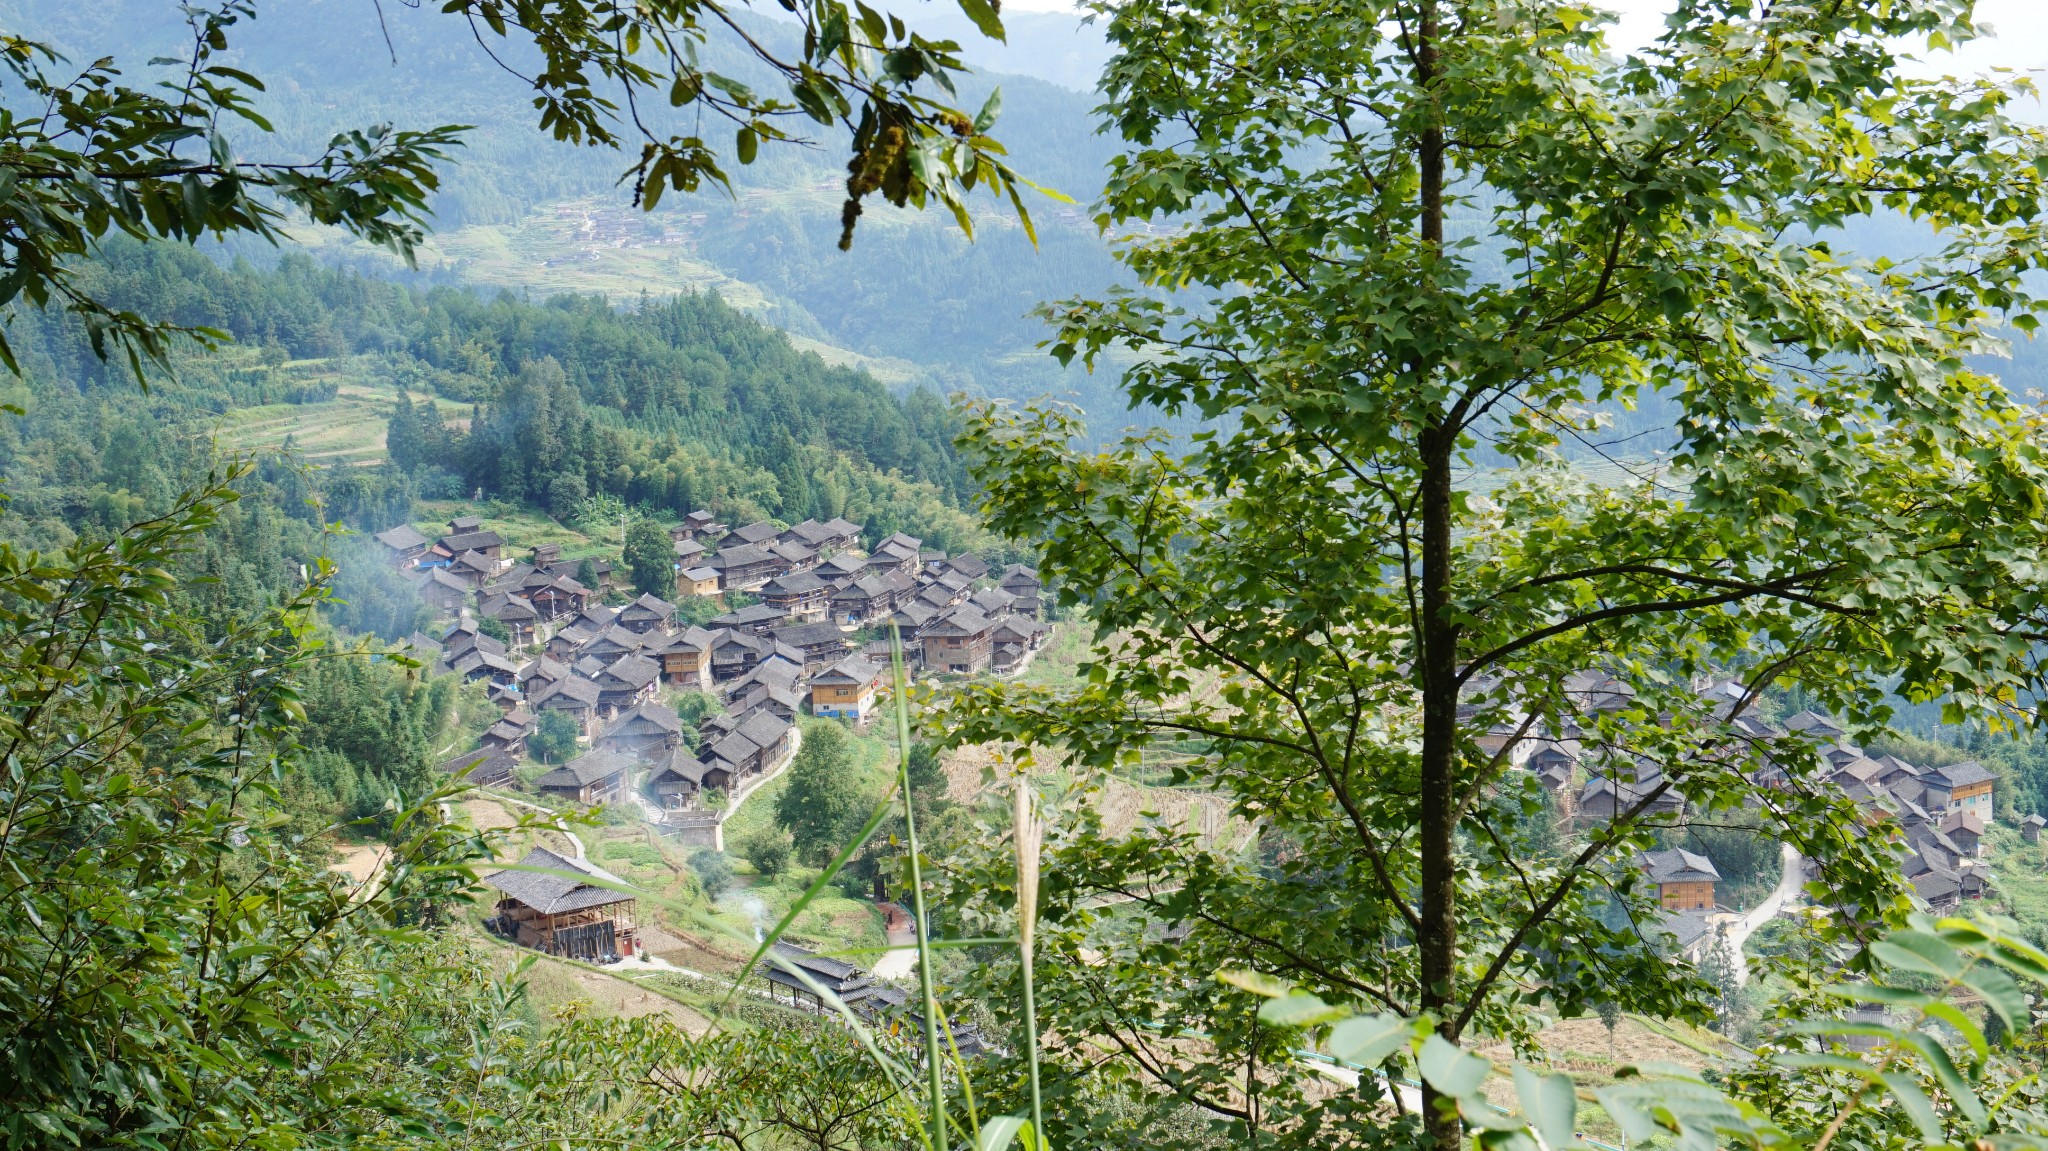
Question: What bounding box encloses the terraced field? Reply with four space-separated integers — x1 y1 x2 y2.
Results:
213 362 471 467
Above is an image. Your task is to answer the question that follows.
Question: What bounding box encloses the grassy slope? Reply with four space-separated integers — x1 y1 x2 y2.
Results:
286 197 933 388
211 355 470 466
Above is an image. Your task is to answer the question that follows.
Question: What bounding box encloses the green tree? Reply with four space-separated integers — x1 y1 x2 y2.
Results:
625 516 678 600
475 613 512 644
738 825 795 879
775 721 872 867
0 471 506 1148
529 708 581 764
942 0 2048 1142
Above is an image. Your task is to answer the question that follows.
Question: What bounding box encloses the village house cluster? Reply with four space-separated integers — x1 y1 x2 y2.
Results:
1487 671 2006 956
380 512 1049 830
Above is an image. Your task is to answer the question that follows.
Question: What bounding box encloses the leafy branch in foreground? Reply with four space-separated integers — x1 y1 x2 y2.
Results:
1236 914 2048 1151
0 464 550 1148
938 0 2048 1145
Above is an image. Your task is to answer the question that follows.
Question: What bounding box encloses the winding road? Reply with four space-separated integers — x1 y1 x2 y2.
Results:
1719 843 1803 987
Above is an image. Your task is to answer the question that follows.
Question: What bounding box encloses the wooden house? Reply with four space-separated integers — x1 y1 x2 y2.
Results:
710 631 773 683
1928 761 1996 824
830 574 901 626
782 517 862 556
998 564 1042 616
483 847 641 960
477 592 541 645
617 593 678 635
767 539 820 576
811 655 886 722
969 587 1016 617
770 621 852 674
920 608 995 674
437 529 506 562
710 603 790 636
729 521 783 546
481 715 533 757
579 624 650 662
415 567 471 613
442 748 519 787
447 549 501 587
1640 849 1720 911
535 749 634 806
884 601 939 644
1939 811 1985 857
941 552 990 581
709 542 780 591
654 626 718 690
451 648 520 688
675 510 724 541
728 681 805 723
760 571 834 623
599 702 685 761
594 654 663 712
707 711 796 781
817 552 869 582
1577 766 1685 823
759 941 875 1012
374 524 430 567
672 537 708 568
989 615 1050 673
645 747 725 810
531 675 603 737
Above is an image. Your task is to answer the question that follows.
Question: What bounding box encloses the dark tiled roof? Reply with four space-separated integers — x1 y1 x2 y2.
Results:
483 847 634 913
440 530 504 552
1641 848 1721 884
772 621 851 650
605 702 682 737
533 675 602 708
375 524 429 551
537 749 634 788
1930 761 1995 789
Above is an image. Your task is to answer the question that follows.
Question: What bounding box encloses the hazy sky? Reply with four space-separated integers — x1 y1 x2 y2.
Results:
999 0 2048 74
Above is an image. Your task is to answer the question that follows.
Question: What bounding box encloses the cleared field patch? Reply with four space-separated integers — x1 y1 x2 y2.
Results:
213 364 470 467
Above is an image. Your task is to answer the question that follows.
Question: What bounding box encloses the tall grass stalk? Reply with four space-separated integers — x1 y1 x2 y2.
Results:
890 624 949 1150
1014 775 1047 1150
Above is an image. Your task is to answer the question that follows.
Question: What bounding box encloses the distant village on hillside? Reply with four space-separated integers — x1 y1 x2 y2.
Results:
1493 671 2012 961
373 510 1049 876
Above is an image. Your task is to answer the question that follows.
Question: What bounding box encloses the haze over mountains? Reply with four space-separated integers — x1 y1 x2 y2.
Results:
0 0 1159 428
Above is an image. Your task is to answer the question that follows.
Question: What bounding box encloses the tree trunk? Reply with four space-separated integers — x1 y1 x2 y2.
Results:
1412 3 1461 1149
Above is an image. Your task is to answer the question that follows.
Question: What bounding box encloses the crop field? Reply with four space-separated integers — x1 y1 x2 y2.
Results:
212 362 470 467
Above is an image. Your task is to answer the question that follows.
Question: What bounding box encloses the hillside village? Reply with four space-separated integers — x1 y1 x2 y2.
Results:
373 510 1050 879
1499 671 2009 960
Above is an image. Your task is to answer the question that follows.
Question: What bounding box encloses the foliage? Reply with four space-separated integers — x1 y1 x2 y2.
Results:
0 1 459 378
524 1014 917 1149
529 708 581 764
0 469 512 1148
940 0 2048 1142
1242 914 2048 1151
0 0 1041 385
777 720 879 867
625 515 677 600
690 848 735 896
738 824 796 878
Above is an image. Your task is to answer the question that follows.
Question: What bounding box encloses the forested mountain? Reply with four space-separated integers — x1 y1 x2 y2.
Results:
0 0 1145 423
